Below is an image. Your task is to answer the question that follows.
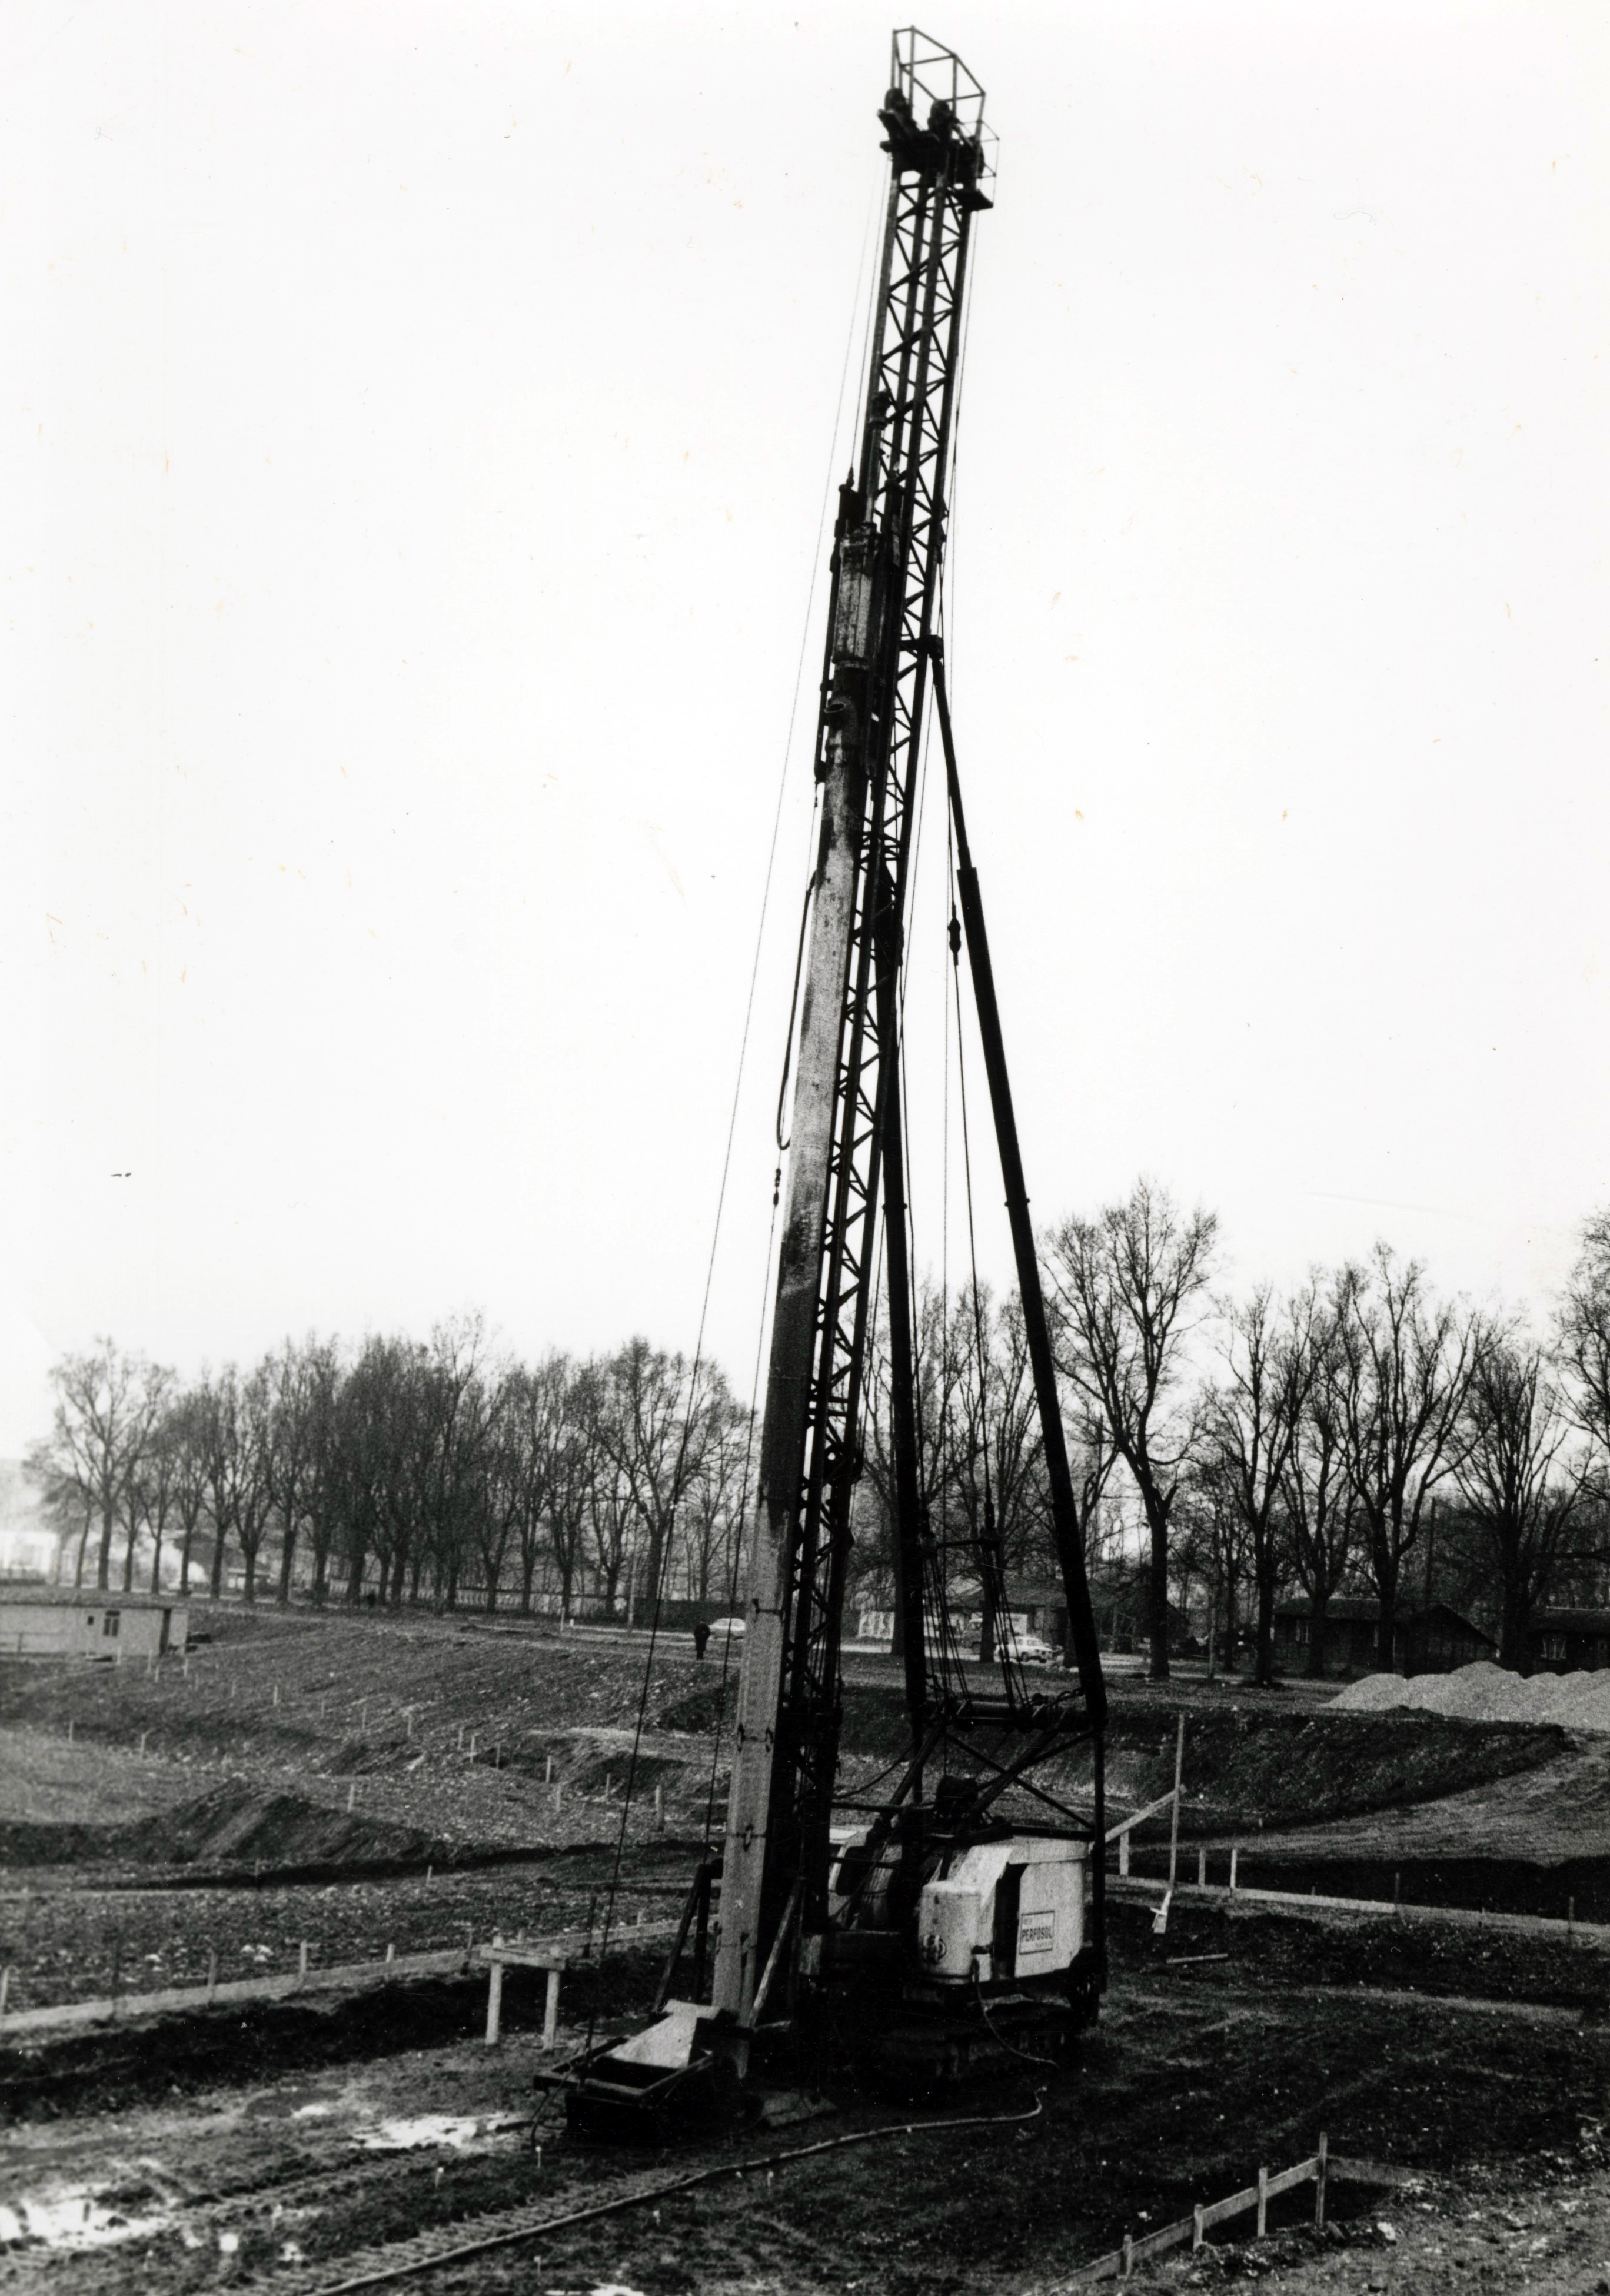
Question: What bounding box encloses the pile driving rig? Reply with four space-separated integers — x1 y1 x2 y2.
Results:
555 29 1109 2137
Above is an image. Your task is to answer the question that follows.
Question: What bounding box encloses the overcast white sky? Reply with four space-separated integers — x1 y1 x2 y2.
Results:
2 2 1606 1455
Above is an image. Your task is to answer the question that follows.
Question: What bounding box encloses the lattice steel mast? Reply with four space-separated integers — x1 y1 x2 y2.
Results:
715 31 996 2025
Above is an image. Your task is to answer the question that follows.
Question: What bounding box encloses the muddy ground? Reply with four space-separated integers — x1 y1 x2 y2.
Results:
4 1609 1610 2293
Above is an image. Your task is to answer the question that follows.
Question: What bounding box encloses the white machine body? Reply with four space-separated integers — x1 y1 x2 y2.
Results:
916 1838 1088 1986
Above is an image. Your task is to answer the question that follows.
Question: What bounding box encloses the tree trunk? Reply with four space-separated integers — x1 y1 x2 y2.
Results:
1376 1559 1400 1673
210 1526 227 1600
1254 1565 1277 1688
277 1516 298 1606
75 1506 95 1590
122 1503 139 1593
1503 1586 1531 1673
1306 1590 1330 1679
97 1499 116 1590
1145 1497 1170 1682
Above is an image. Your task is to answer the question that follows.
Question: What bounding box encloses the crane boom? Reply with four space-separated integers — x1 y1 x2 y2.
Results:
551 36 1111 2136
715 31 994 2025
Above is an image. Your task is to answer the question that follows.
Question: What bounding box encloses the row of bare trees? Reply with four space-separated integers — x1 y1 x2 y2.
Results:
1043 1180 1610 1683
27 1323 754 1619
28 1184 1610 1676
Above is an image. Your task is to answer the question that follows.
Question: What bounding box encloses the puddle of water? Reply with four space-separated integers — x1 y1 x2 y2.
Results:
0 2187 168 2251
352 2114 480 2152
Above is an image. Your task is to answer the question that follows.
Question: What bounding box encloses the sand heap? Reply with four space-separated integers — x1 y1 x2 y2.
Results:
1332 1660 1610 1730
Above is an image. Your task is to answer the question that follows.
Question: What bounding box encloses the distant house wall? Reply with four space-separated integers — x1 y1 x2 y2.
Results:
1272 1600 1493 1679
1527 1613 1610 1674
0 1598 188 1659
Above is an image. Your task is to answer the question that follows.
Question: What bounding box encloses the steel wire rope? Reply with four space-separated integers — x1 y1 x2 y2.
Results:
581 181 886 2056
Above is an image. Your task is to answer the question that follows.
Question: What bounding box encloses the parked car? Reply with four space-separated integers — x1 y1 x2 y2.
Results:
707 1616 746 1640
1010 1631 1057 1665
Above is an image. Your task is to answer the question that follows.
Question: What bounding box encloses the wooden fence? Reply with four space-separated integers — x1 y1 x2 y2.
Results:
0 1914 678 2041
1075 2135 1420 2281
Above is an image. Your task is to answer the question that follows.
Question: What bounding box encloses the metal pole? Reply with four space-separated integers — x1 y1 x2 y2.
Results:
1168 1715 1185 1889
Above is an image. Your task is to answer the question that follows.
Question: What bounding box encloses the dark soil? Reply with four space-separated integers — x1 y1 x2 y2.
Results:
0 1945 667 2125
0 1780 440 1874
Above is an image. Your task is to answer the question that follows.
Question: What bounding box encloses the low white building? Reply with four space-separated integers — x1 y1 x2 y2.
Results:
0 1590 189 1659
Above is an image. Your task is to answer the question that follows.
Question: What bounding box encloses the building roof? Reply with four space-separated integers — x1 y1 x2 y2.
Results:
0 1587 187 1609
1530 1608 1610 1636
1275 1595 1492 1641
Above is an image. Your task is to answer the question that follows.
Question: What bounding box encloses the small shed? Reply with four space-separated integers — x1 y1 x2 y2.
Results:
0 1590 189 1660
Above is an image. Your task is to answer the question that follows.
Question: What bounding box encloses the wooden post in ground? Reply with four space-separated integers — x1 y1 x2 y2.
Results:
1167 1714 1185 1889
1119 1829 1130 1878
1192 2204 1205 2252
543 1966 561 2050
1122 2232 1134 2280
655 1783 665 1832
298 1941 309 1989
273 1682 280 1708
347 1782 356 1812
139 1732 147 1757
544 1753 553 1783
1256 2165 1268 2237
0 1967 11 2020
207 1948 218 2004
1197 1846 1206 1888
554 1783 563 1813
385 1942 395 1976
1315 2132 1328 2230
485 1958 504 2045
1230 1844 1239 1891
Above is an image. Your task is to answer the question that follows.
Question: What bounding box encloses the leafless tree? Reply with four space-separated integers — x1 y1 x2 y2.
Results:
1557 1212 1610 1468
1278 1286 1361 1676
39 1341 171 1591
500 1350 570 1614
602 1338 723 1626
548 1357 606 1619
1336 1245 1490 1673
1457 1337 1586 1671
679 1395 754 1605
1045 1179 1219 1680
1202 1280 1323 1685
260 1338 340 1605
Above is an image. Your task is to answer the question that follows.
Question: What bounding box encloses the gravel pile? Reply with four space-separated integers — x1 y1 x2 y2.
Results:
1332 1661 1610 1729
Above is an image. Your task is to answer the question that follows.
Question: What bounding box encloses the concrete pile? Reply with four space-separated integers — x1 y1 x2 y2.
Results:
1332 1659 1610 1730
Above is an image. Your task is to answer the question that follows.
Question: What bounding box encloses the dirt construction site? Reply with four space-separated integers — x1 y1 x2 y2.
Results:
4 1610 1610 2296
